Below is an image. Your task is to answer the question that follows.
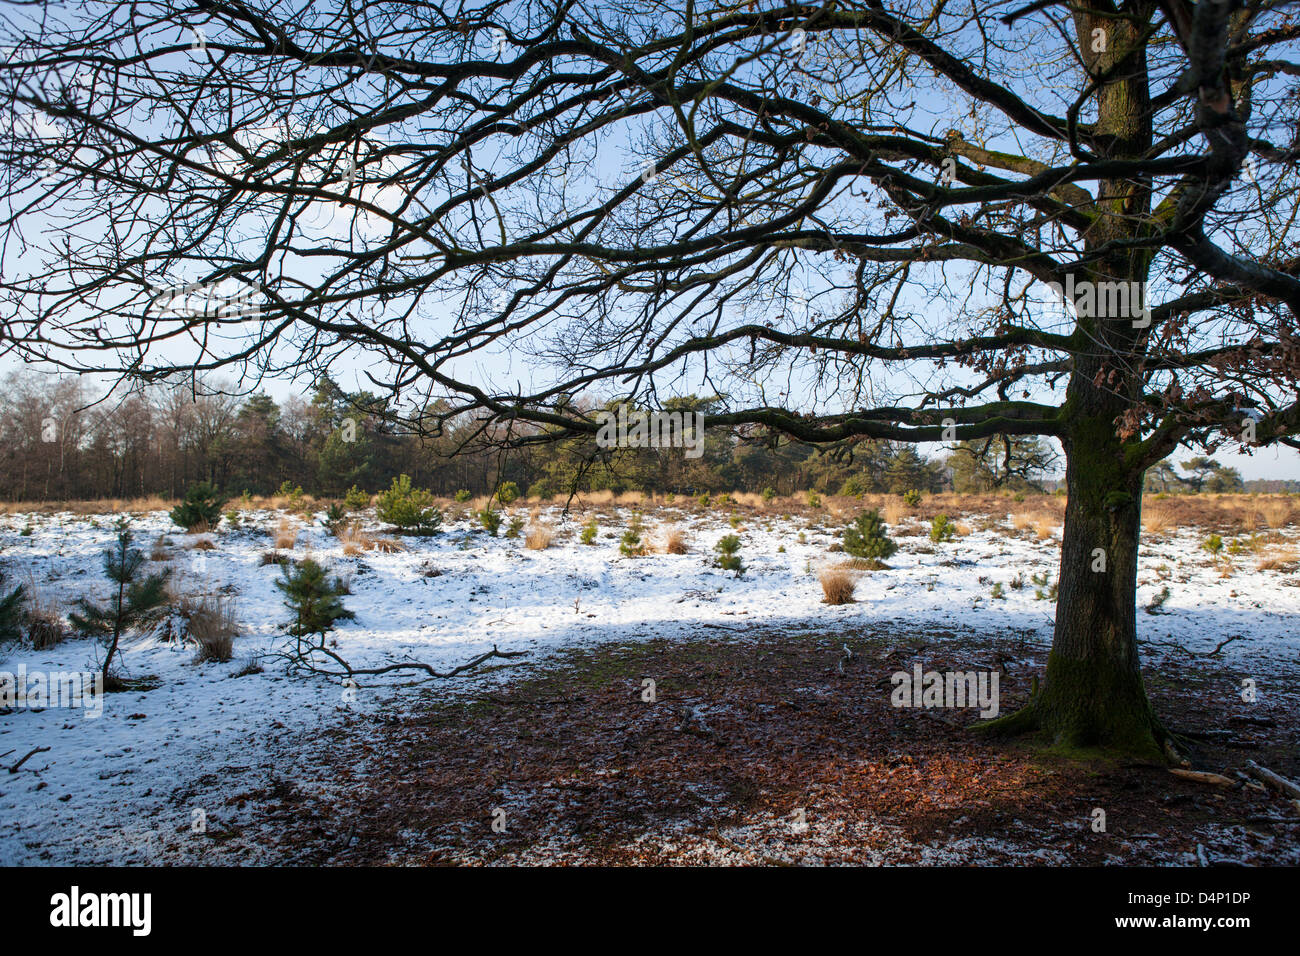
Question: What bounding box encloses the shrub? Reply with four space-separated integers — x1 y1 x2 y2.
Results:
477 506 502 536
761 487 777 503
838 476 869 498
819 568 857 604
902 489 923 507
580 518 598 545
842 509 898 561
343 485 370 511
322 503 348 534
1031 571 1058 602
454 489 472 502
276 481 305 505
930 514 957 543
69 522 171 685
169 481 227 532
495 481 520 505
805 489 822 509
713 534 745 577
619 520 646 557
505 516 525 539
376 474 442 534
275 558 355 643
1202 533 1224 554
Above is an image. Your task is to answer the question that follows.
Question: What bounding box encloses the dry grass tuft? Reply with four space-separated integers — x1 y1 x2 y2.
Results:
190 538 216 551
273 517 299 550
1257 545 1298 572
1143 504 1174 535
525 522 554 550
1035 518 1056 540
174 591 239 663
1262 499 1294 529
150 535 172 561
819 568 858 605
883 500 906 526
663 525 689 554
24 578 67 649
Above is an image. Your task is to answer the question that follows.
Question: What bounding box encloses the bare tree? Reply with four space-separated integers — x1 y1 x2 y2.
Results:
1 0 1298 756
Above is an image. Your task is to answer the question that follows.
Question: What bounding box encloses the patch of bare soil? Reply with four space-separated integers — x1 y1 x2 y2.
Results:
203 626 1300 865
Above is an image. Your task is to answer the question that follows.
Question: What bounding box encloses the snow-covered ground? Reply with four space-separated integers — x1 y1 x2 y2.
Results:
1 504 1296 864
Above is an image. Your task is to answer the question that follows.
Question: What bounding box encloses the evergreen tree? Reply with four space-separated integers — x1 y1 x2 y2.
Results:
275 558 355 645
69 523 171 685
842 510 899 561
0 578 25 643
169 481 227 531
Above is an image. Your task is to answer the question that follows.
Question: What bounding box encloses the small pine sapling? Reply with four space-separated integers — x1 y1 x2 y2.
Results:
275 558 356 650
842 509 898 562
69 522 171 686
169 481 227 532
713 534 745 577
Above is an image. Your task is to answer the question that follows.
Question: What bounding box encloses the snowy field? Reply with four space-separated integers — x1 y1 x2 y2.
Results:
1 503 1297 864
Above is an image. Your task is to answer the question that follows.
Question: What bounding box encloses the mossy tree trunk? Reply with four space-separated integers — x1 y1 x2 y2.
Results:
1035 409 1162 758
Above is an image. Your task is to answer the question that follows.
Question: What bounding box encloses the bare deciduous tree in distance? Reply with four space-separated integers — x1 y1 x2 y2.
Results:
1 0 1298 756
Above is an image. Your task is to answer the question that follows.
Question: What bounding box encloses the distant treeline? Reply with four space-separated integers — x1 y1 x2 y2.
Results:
0 370 1289 502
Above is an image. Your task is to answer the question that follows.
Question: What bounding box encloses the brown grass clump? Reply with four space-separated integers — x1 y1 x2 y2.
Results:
274 517 299 550
883 500 906 526
525 522 554 550
819 568 858 605
150 536 172 561
1035 518 1056 541
663 526 689 554
372 537 405 553
23 578 67 649
1257 545 1298 572
1143 503 1174 535
175 591 239 663
336 521 377 555
191 538 216 551
1261 499 1294 530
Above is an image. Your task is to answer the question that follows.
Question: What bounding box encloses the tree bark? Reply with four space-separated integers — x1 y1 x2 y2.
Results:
1038 427 1162 757
982 381 1165 760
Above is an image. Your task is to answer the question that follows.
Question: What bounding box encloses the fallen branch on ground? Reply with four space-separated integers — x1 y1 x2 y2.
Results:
1169 768 1236 787
281 641 528 684
8 746 50 773
1246 760 1300 800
